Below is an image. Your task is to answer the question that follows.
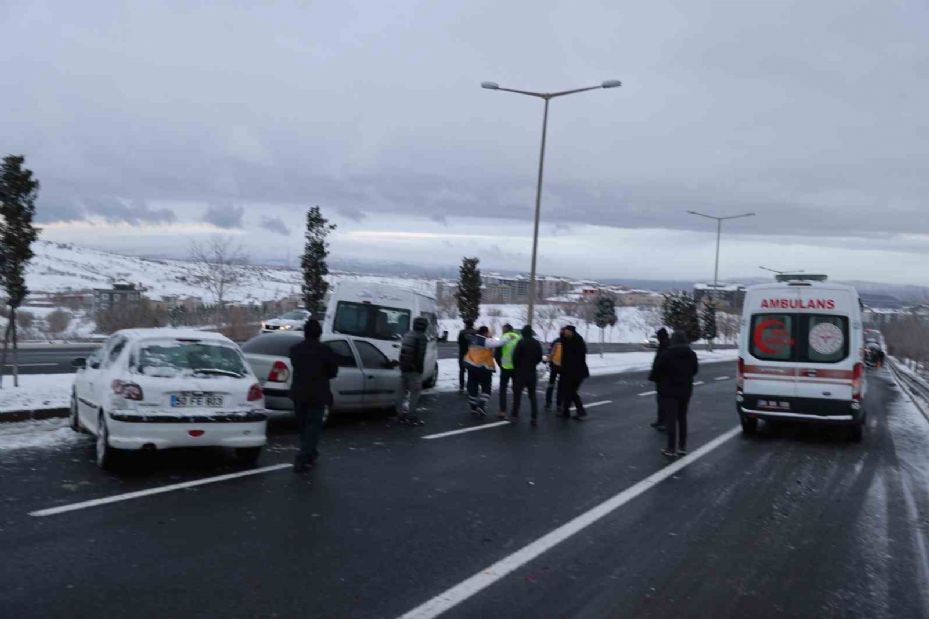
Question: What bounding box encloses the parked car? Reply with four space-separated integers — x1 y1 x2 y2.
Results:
241 332 402 423
261 309 311 333
643 336 659 348
70 329 268 470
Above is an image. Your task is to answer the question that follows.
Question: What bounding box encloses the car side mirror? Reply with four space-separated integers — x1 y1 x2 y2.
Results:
71 357 87 369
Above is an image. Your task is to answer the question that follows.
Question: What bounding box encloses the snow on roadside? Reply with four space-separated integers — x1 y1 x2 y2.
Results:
0 374 72 416
432 349 737 393
0 418 84 451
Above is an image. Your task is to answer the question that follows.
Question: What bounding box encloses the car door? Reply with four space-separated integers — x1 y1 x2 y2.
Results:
74 349 103 425
353 339 401 408
323 338 365 411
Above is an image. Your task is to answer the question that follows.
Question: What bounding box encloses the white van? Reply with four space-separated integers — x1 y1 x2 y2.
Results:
737 275 867 441
322 281 440 387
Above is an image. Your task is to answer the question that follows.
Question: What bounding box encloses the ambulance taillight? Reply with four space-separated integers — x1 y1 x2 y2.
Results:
852 362 863 402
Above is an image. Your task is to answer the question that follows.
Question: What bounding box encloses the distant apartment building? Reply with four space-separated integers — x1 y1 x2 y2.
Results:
437 274 573 305
93 282 143 312
693 283 746 312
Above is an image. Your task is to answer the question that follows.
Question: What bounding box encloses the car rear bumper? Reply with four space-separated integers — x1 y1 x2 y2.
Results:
739 407 860 424
106 410 267 450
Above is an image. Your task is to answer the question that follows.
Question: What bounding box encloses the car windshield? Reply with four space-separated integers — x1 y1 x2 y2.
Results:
132 340 248 377
280 310 308 320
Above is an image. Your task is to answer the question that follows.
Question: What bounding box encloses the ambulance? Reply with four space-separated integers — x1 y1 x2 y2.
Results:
736 274 867 441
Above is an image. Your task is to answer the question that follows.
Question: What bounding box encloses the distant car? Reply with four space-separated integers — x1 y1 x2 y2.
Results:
241 332 402 423
69 329 268 470
643 337 659 348
261 309 311 333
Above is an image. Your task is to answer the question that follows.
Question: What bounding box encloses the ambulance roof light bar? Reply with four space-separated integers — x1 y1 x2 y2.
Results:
775 273 828 283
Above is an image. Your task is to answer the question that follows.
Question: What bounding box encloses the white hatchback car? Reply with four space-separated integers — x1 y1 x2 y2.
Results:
260 309 310 333
70 328 268 469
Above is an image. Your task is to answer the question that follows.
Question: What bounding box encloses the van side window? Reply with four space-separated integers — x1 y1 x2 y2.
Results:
750 314 793 361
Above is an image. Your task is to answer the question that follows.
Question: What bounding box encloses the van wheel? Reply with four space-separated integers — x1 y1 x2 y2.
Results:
423 363 439 389
740 414 758 435
849 423 864 443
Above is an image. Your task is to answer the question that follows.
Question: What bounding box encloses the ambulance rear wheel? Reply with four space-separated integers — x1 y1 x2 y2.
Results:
848 422 864 443
740 414 758 435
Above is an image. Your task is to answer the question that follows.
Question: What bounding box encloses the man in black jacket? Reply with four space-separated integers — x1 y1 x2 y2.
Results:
397 316 429 426
511 325 544 425
289 319 339 473
559 325 590 420
647 327 670 430
457 320 476 394
653 331 699 457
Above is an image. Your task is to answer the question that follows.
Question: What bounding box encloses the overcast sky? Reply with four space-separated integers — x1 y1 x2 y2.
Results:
3 0 929 284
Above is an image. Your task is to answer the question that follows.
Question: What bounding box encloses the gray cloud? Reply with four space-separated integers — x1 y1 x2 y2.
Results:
36 194 175 225
259 215 289 236
202 203 244 229
336 206 366 222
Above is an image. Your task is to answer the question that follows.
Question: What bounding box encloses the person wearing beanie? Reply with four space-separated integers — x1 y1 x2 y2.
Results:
559 325 590 420
545 327 565 411
510 325 544 425
395 316 429 426
456 319 477 394
288 318 338 473
463 325 506 416
496 323 522 419
652 330 699 458
647 327 671 430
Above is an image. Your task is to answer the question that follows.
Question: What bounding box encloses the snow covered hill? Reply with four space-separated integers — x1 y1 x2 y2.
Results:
25 241 434 303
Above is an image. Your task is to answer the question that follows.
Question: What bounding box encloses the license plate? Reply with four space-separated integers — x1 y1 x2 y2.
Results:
171 394 224 408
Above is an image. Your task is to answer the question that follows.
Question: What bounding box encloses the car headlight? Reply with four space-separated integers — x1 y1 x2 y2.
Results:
281 324 292 330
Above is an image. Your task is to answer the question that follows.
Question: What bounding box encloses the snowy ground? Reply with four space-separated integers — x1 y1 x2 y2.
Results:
0 418 83 451
0 374 72 415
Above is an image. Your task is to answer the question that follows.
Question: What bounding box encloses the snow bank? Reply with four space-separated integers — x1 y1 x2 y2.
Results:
0 418 83 451
0 374 72 415
432 349 737 393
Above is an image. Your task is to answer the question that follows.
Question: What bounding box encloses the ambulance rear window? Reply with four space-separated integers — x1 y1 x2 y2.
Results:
749 313 849 363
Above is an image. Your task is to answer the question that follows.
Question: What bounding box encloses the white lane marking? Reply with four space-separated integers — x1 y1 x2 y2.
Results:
715 376 730 381
693 381 705 386
397 425 742 619
2 363 57 368
422 422 510 440
638 390 657 397
582 400 611 409
30 463 291 517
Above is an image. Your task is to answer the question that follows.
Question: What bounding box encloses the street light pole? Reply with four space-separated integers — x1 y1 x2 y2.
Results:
482 80 621 325
686 210 755 298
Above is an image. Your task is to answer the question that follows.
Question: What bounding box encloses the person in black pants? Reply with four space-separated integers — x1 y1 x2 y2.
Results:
289 319 339 473
510 325 544 425
457 320 476 394
647 328 670 430
545 330 564 411
558 325 590 420
653 331 699 458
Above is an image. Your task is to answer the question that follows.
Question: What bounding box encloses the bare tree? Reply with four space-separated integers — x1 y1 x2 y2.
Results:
534 305 565 344
46 309 72 335
189 237 249 315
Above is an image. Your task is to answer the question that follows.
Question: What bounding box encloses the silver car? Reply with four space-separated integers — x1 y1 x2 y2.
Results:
241 332 402 423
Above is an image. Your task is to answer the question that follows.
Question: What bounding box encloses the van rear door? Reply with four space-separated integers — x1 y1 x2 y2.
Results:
745 308 798 406
794 289 853 402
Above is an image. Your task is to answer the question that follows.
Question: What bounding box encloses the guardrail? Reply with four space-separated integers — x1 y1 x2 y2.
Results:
888 358 929 424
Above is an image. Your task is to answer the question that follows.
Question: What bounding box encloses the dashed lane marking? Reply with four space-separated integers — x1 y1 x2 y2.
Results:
715 376 730 381
693 381 705 386
422 422 510 440
397 425 743 619
638 390 657 397
30 463 292 517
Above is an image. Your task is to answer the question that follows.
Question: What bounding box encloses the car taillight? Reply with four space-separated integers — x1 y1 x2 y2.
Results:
852 362 863 401
737 357 745 392
267 361 290 383
247 383 264 402
112 379 143 401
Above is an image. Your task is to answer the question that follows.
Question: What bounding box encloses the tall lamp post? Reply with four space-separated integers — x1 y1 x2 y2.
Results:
482 79 622 325
686 210 755 300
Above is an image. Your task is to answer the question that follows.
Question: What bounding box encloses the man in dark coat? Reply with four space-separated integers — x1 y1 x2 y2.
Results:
653 331 699 458
457 320 477 394
510 325 544 425
647 327 671 430
559 325 590 420
289 319 339 472
397 316 429 426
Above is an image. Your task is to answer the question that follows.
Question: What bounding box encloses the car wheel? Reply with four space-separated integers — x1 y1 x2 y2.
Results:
849 423 864 443
235 447 262 464
740 414 758 435
95 412 120 470
423 363 439 389
69 395 84 433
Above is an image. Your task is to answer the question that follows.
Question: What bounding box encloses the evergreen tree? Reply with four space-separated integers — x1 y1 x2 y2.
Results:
0 155 40 388
702 298 718 351
662 291 701 343
594 293 617 356
455 257 481 323
301 206 336 316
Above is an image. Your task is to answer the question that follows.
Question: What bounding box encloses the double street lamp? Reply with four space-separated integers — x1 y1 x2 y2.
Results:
686 210 755 301
482 79 622 324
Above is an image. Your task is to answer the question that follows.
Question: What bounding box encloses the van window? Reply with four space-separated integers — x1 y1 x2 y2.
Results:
334 302 411 341
749 313 849 364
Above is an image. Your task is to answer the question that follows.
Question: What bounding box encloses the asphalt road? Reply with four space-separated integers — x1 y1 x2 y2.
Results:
1 363 927 618
9 341 733 374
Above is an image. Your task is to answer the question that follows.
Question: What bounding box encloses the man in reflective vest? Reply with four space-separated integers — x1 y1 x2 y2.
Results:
496 324 522 419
